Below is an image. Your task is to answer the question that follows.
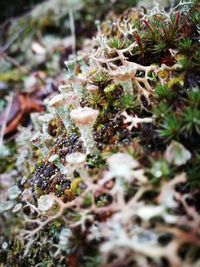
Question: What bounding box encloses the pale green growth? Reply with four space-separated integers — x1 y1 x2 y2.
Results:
44 98 55 114
38 195 54 212
0 200 14 212
38 113 54 135
52 228 73 256
16 126 33 146
78 55 90 74
0 145 10 158
31 132 49 156
66 152 87 179
151 161 169 178
70 107 99 155
21 188 32 201
48 93 79 133
30 113 42 131
120 80 133 96
8 185 21 200
71 78 86 99
58 228 72 251
66 152 86 165
64 59 76 79
164 141 191 166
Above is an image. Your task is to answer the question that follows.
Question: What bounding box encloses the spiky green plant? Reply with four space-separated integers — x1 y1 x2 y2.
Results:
159 114 182 141
182 107 200 135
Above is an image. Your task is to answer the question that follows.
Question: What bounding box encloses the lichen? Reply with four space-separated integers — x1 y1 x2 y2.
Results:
0 1 200 266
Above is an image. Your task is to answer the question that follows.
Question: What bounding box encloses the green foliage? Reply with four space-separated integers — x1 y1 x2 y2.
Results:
187 90 200 106
182 107 200 135
143 11 181 47
179 37 192 51
104 83 117 94
84 255 101 267
179 56 190 70
91 72 110 87
1 2 200 266
153 102 171 119
107 38 125 49
150 160 170 178
154 85 200 141
82 193 93 208
187 154 200 189
120 94 139 111
159 114 182 141
155 84 174 101
153 41 167 53
87 94 106 109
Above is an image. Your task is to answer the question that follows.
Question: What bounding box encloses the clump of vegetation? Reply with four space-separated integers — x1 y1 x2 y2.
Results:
0 0 200 267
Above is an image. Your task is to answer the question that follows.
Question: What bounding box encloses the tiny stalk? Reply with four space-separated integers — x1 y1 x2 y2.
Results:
70 107 99 155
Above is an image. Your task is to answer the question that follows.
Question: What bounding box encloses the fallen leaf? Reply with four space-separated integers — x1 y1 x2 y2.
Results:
68 252 78 267
0 93 44 135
